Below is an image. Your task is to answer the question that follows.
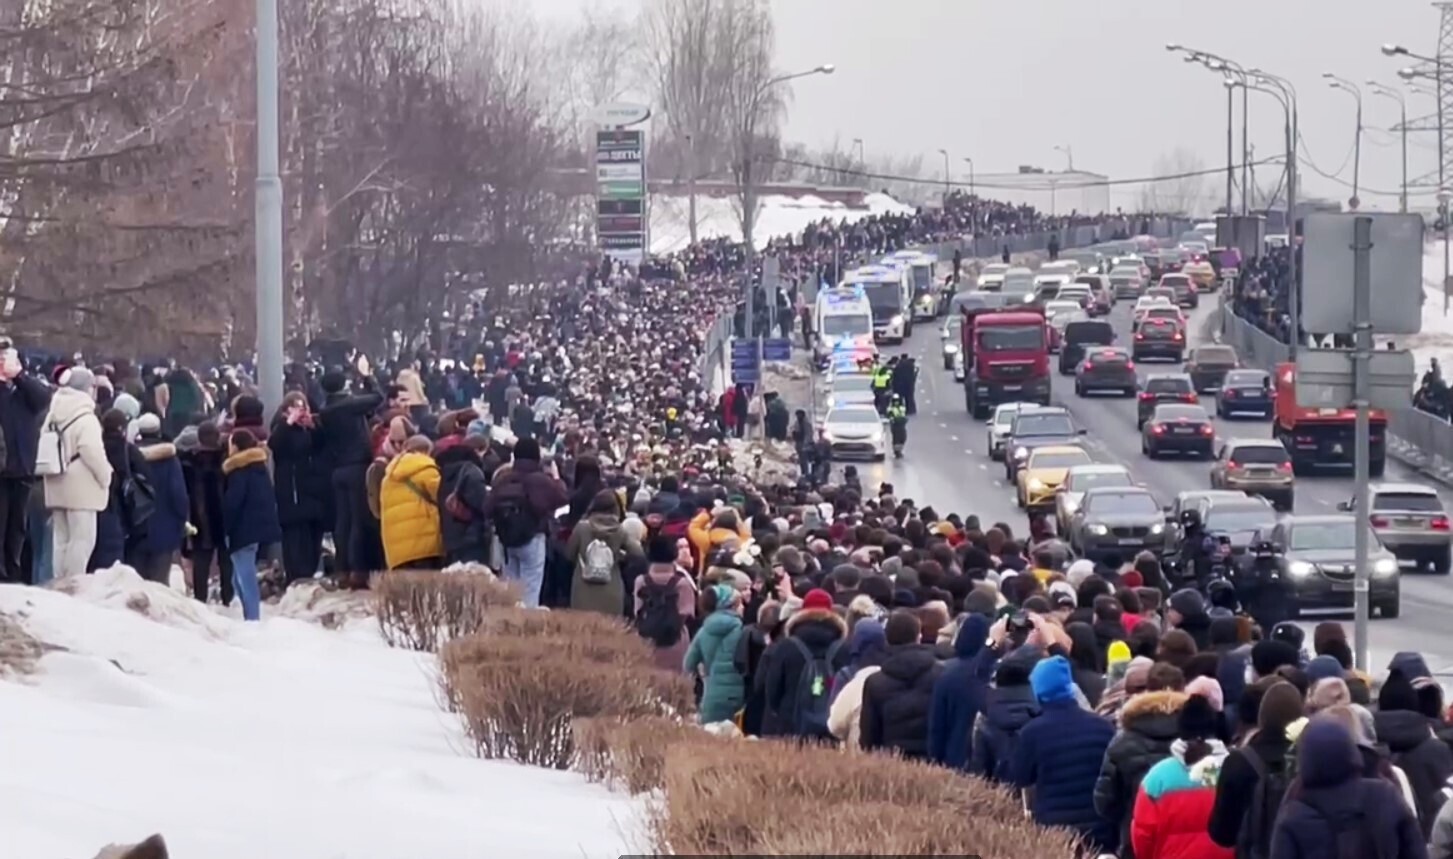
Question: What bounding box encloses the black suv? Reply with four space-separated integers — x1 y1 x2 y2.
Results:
1136 373 1197 428
1075 346 1137 396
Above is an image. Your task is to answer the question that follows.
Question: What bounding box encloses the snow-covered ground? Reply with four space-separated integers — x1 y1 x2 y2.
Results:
1404 239 1453 373
0 569 645 859
649 190 914 255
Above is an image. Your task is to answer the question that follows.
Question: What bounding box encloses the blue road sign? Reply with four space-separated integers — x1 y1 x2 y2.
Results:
730 338 761 384
762 338 792 362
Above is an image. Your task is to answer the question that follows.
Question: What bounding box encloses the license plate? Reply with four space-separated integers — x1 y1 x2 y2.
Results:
1173 427 1194 434
1396 518 1424 527
1331 582 1354 592
1003 384 1021 391
1118 538 1141 546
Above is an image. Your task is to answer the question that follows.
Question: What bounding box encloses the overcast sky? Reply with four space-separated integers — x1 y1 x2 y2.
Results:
525 0 1444 211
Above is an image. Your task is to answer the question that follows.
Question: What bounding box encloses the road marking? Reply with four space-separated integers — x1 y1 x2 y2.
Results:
965 448 974 455
938 422 948 429
950 435 959 442
980 464 988 471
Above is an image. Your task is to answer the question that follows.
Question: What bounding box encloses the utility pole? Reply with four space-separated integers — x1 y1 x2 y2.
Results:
255 0 284 413
686 133 698 246
1241 82 1250 214
937 148 950 206
1225 81 1235 214
1351 215 1373 672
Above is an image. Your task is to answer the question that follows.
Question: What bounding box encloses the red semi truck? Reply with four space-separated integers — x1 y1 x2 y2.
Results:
961 305 1053 419
1274 361 1386 476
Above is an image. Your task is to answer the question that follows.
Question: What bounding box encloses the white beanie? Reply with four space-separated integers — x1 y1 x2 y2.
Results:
1066 558 1097 588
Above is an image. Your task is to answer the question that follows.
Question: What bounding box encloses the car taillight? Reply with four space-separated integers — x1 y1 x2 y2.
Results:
1276 461 1292 473
1199 424 1214 435
1223 389 1237 398
1181 393 1197 403
1083 361 1094 371
1173 331 1184 341
1125 360 1136 371
1152 424 1166 435
1433 516 1451 531
1139 392 1154 401
1227 461 1239 470
1370 515 1390 528
1136 333 1146 341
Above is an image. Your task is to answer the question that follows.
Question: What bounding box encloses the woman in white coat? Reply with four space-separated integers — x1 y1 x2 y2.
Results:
40 368 113 578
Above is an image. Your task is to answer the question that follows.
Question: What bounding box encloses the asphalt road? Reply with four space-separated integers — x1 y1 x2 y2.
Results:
825 292 1453 678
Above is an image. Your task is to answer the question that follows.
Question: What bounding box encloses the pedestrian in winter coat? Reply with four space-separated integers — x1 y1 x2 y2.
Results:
1431 790 1453 859
566 490 643 616
0 349 51 584
684 583 747 724
433 439 491 566
971 645 1042 782
1374 667 1453 837
42 368 112 578
1270 717 1426 859
222 429 281 621
367 416 416 520
481 438 569 608
93 408 147 573
633 535 697 673
1012 655 1118 854
1095 689 1189 858
131 415 189 584
317 371 383 587
927 613 994 769
860 609 945 758
268 393 329 583
734 600 783 736
686 508 750 574
378 436 444 570
1067 620 1107 707
1130 694 1232 859
1207 679 1302 855
828 617 887 749
763 588 850 737
179 422 231 604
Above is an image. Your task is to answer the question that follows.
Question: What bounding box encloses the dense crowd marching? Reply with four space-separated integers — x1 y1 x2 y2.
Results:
0 192 1439 856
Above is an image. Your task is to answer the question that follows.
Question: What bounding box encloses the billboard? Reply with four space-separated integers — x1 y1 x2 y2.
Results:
595 127 647 262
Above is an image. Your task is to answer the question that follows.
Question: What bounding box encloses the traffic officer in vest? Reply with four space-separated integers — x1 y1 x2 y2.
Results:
886 394 908 458
871 358 893 415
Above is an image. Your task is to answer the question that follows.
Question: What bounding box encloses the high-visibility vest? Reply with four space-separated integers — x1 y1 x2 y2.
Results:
872 369 891 389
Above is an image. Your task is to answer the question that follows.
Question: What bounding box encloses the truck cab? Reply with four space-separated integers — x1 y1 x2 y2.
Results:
1273 362 1386 476
961 305 1053 419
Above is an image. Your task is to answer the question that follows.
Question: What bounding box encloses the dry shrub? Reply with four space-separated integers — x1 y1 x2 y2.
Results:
655 737 1081 858
572 715 715 793
374 570 520 651
454 607 655 666
444 638 691 769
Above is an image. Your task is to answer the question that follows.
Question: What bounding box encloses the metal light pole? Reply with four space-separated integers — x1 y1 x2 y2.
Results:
1389 44 1449 311
963 156 976 233
686 133 698 245
741 64 834 339
852 137 865 173
1326 74 1365 209
1250 69 1301 355
255 0 284 412
1054 144 1074 171
1351 214 1374 673
937 147 951 206
1369 82 1410 212
1170 46 1254 215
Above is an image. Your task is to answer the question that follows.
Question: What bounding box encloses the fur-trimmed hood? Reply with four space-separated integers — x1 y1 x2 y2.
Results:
138 441 176 463
785 606 848 638
222 447 268 475
1121 689 1188 740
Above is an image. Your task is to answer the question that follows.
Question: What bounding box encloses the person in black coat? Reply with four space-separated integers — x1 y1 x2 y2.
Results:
179 421 231 604
0 354 52 583
970 643 1041 781
91 408 149 573
1094 688 1187 856
860 609 945 758
131 415 189 585
1375 668 1453 837
223 429 281 621
316 370 382 587
927 613 994 769
268 394 330 583
1270 717 1426 859
761 589 850 737
434 438 491 565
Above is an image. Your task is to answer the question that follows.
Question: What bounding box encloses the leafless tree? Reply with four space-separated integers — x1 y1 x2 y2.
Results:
1138 147 1211 216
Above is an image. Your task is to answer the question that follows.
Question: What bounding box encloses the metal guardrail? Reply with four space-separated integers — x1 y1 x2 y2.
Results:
1217 297 1453 486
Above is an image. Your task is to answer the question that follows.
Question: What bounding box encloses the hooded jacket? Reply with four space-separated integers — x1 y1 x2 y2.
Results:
267 417 330 526
317 388 382 470
222 448 281 550
684 609 746 724
41 387 111 512
1270 720 1425 859
481 459 568 538
137 438 189 554
180 444 227 552
1132 739 1233 859
566 512 642 616
1096 690 1188 858
1012 666 1118 851
686 509 750 573
828 620 887 749
433 446 490 564
860 642 943 758
762 607 850 737
927 614 994 769
1375 707 1453 837
971 648 1042 782
0 372 51 478
379 451 444 569
1206 729 1293 852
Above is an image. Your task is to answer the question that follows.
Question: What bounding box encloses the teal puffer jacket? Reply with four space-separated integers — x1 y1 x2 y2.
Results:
684 610 746 723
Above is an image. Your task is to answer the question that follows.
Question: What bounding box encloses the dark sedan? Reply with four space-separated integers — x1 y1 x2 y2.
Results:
1074 346 1137 396
1132 318 1185 362
1216 369 1275 418
1185 344 1239 393
1239 516 1401 619
1142 403 1216 458
1136 373 1197 427
1069 487 1169 561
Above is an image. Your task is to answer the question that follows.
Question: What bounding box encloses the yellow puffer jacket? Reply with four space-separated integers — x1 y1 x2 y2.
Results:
379 451 444 569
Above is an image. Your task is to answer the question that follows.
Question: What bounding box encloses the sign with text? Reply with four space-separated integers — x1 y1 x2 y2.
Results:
595 128 647 259
730 338 761 384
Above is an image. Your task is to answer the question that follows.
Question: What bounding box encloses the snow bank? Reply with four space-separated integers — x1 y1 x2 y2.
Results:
1406 239 1453 373
650 190 915 255
0 570 646 859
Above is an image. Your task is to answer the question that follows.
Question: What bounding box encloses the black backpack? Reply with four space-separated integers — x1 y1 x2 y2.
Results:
1297 784 1387 859
787 637 844 738
635 570 685 647
1239 746 1292 859
491 488 539 549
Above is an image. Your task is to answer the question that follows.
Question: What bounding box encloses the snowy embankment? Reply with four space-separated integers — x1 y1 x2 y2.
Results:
1401 239 1453 372
0 568 644 859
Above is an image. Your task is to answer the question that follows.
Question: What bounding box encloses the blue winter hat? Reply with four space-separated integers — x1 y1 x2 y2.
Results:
1030 654 1076 704
1307 654 1344 686
466 418 491 439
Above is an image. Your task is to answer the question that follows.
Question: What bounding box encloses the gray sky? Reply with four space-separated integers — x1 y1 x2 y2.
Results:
528 0 1444 210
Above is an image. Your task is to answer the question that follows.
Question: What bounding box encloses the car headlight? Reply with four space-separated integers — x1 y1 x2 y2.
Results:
1086 524 1109 536
890 314 904 326
1150 523 1164 535
1027 477 1046 492
1013 446 1029 460
1374 558 1399 576
1061 497 1079 513
944 344 960 355
1288 560 1314 578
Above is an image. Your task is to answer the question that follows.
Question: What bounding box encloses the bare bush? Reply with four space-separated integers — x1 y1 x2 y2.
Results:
572 715 712 793
652 737 1082 857
442 637 692 769
373 571 520 652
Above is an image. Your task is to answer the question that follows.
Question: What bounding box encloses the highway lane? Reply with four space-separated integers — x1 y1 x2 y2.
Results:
854 294 1453 676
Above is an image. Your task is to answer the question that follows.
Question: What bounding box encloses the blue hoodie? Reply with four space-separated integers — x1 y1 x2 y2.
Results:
1030 655 1076 704
927 614 993 769
831 618 887 702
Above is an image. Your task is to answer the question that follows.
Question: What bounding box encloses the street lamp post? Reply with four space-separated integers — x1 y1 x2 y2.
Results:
937 147 951 206
741 64 834 339
1248 68 1301 356
1053 144 1074 172
852 137 864 174
1388 44 1450 312
1325 74 1365 209
963 156 976 233
255 0 284 413
1169 46 1254 214
1368 81 1410 212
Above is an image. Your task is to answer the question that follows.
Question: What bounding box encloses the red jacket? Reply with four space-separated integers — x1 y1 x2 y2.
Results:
1131 754 1234 859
